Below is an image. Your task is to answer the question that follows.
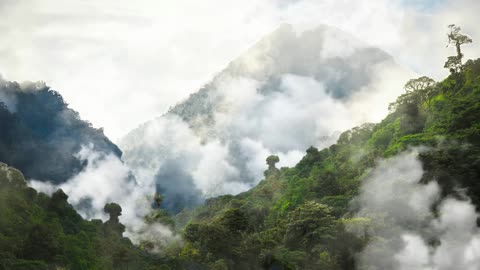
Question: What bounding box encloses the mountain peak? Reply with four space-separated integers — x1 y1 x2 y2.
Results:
224 23 376 80
121 23 408 213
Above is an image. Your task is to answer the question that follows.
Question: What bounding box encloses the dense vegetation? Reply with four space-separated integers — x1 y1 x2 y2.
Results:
0 162 175 270
172 58 480 269
0 79 121 183
2 59 479 269
1 27 479 270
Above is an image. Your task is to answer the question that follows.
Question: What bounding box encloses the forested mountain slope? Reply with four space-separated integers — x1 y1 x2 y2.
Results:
0 162 172 270
1 47 478 270
2 58 479 270
0 78 121 183
173 58 480 270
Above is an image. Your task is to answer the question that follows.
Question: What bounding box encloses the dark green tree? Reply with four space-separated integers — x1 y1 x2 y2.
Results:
284 201 336 251
23 223 60 262
264 155 280 178
104 203 125 236
218 208 250 233
104 203 122 222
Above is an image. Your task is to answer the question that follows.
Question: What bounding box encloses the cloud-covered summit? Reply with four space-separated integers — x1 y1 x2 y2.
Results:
168 24 395 131
120 24 414 213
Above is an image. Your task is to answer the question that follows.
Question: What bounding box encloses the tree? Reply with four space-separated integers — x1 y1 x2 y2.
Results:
104 203 122 222
264 155 280 178
218 208 250 233
404 76 436 104
388 76 437 112
104 203 125 236
48 189 70 213
404 76 436 94
266 155 280 169
445 24 472 72
23 223 61 262
284 201 337 251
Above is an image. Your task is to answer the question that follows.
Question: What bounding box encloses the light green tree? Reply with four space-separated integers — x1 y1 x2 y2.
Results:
445 24 473 72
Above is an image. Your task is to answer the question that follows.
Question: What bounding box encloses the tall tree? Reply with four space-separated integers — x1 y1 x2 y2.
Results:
404 76 436 105
444 24 473 72
404 76 436 93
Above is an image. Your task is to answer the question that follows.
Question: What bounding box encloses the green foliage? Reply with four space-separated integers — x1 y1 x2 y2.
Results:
445 24 473 72
2 54 480 269
265 155 281 178
104 203 122 218
0 164 168 270
284 201 336 250
175 58 480 269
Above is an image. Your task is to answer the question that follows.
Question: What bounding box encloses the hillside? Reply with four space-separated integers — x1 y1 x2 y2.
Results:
0 78 121 184
172 58 480 269
2 58 479 270
120 24 411 213
0 162 173 270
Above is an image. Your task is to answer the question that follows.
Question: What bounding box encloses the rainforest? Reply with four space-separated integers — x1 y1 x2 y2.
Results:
0 1 479 270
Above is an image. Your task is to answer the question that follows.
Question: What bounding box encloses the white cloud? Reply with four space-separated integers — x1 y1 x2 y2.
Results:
121 115 250 201
7 0 478 256
118 21 418 209
29 144 179 250
0 0 478 140
352 150 480 270
192 141 242 196
120 56 413 209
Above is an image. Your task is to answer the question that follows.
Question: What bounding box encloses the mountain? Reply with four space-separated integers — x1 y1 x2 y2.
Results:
173 58 480 269
120 24 412 213
0 77 121 183
0 162 170 269
168 24 392 129
5 57 478 270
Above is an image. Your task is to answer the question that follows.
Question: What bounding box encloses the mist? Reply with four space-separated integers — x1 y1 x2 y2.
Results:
29 145 180 250
351 149 480 270
120 24 414 212
0 0 478 267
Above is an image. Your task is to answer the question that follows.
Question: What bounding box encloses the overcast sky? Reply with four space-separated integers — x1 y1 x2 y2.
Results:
0 0 478 141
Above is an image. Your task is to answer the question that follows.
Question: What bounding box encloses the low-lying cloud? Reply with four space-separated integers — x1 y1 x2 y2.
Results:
29 144 179 250
120 25 414 212
351 149 480 270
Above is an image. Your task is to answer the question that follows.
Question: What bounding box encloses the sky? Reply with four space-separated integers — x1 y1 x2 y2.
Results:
0 0 478 141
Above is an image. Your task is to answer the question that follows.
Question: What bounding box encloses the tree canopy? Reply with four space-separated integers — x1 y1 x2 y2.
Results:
445 24 473 72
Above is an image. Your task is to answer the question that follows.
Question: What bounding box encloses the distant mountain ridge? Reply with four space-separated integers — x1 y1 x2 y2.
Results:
0 77 121 183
